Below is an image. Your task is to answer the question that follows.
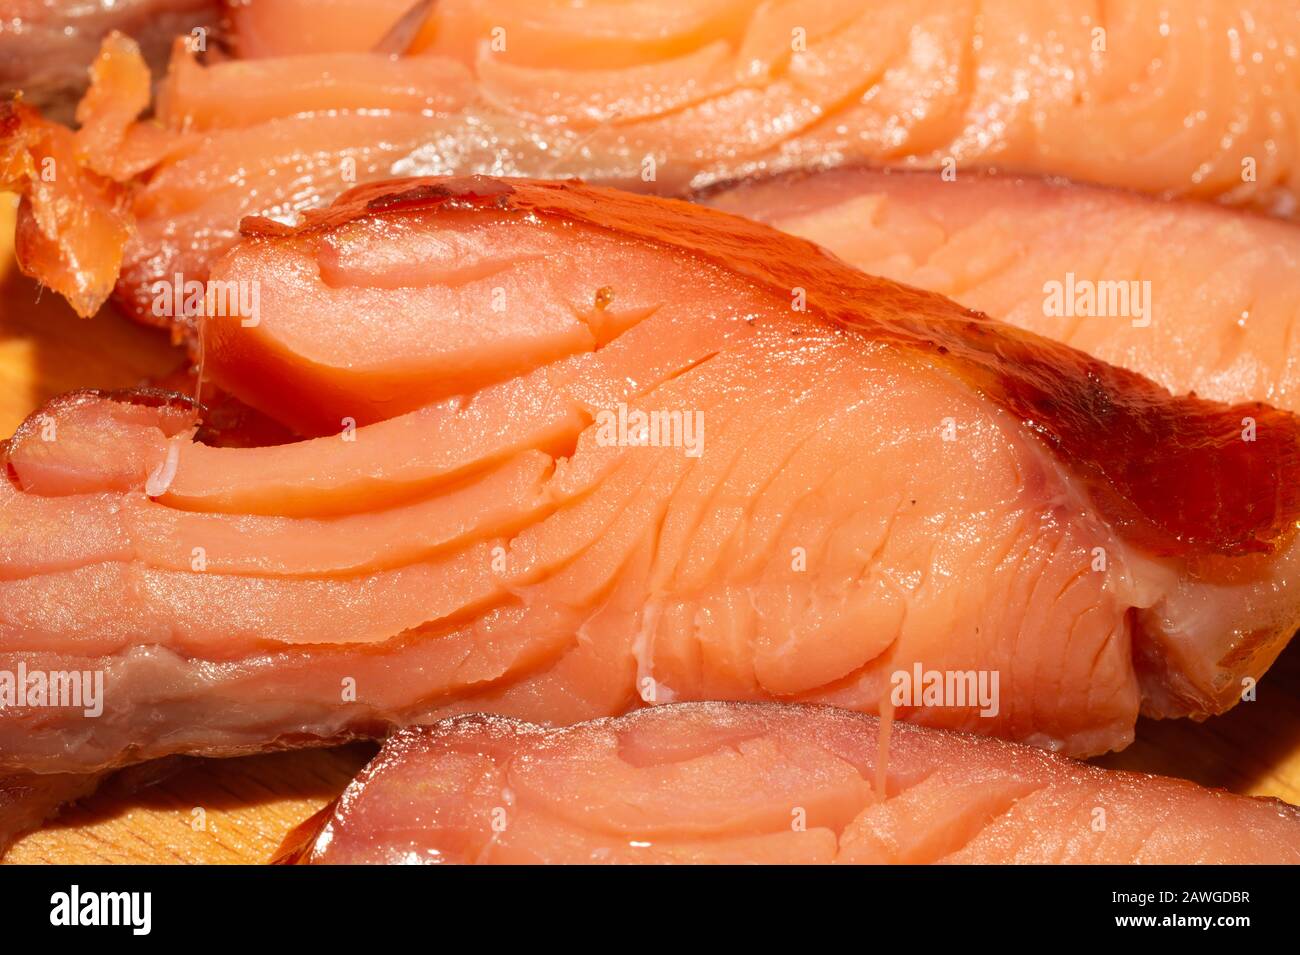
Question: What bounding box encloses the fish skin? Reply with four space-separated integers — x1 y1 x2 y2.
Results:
2 177 1299 772
6 0 1300 322
703 166 1300 414
272 702 1300 865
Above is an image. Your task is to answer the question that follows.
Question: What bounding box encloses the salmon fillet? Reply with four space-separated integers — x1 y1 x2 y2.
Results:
273 702 1300 865
2 176 1298 773
6 0 1300 322
705 167 1300 414
241 0 1300 217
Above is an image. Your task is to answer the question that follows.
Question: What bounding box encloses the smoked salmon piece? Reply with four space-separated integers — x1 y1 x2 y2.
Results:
239 0 1300 218
705 168 1300 414
2 177 1299 772
0 95 135 319
230 0 434 58
0 30 204 318
0 758 195 857
7 0 1300 322
274 703 1300 865
158 0 1300 215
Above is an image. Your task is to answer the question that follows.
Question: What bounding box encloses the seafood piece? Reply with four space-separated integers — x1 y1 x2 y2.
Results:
706 168 1300 413
1 178 1297 773
275 703 1300 865
8 1 1300 321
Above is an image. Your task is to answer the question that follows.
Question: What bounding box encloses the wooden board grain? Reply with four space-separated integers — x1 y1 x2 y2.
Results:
4 747 377 865
1 195 1298 865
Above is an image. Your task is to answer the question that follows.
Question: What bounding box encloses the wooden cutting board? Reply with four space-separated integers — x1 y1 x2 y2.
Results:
2 196 1299 864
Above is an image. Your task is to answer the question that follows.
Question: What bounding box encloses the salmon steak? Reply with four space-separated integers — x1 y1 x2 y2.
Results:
706 168 1300 415
5 0 1300 323
2 176 1299 774
274 702 1300 865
